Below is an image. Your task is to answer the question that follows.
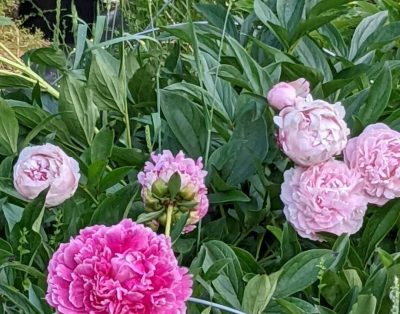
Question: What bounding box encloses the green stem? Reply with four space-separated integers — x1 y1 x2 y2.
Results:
124 107 132 148
0 55 60 98
165 204 174 237
80 185 99 205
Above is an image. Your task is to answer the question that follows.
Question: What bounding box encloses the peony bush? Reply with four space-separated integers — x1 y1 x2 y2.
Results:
1 1 400 313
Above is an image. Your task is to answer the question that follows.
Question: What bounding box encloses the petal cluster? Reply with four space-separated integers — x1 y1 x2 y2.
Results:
267 78 310 111
274 100 349 166
13 143 80 207
46 219 192 314
344 123 400 206
281 160 368 240
138 150 208 232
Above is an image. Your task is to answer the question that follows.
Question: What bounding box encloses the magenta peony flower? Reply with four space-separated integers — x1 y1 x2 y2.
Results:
274 99 350 166
13 143 80 207
344 123 400 206
281 160 368 240
267 78 310 111
137 150 208 232
46 219 192 314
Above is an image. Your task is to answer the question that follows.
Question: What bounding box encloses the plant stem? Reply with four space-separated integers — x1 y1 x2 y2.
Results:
124 107 132 148
164 204 174 237
188 297 246 314
165 204 174 237
0 55 60 98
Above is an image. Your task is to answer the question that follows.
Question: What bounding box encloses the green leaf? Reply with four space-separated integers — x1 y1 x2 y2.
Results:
0 74 34 88
203 258 231 281
0 177 25 201
276 299 305 314
59 74 98 145
349 295 377 314
208 190 250 204
195 4 238 38
0 98 19 155
232 247 265 274
32 203 45 234
360 268 387 313
88 50 126 113
0 262 46 279
348 11 387 61
295 36 332 82
111 147 148 168
243 273 279 314
136 210 164 224
168 172 181 199
160 90 207 157
1 203 24 232
225 37 273 95
0 284 41 314
99 166 133 192
277 0 305 34
358 201 400 263
73 24 88 69
281 223 301 264
274 249 336 298
90 183 139 225
87 160 107 187
30 47 67 71
208 95 268 185
21 112 64 148
254 0 289 48
91 128 114 162
357 64 392 125
201 240 244 309
171 211 189 243
330 235 350 271
9 103 72 144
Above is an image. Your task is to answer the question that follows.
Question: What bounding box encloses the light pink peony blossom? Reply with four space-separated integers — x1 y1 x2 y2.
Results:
13 143 80 207
274 99 350 166
344 123 400 206
281 160 368 240
46 219 192 314
138 150 208 232
267 78 310 111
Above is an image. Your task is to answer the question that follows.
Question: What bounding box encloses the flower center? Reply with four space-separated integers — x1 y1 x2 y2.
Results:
22 155 62 182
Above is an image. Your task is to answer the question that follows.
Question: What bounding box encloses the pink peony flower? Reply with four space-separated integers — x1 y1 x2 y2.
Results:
274 99 350 166
13 143 80 207
281 160 368 240
46 219 192 314
138 150 208 232
267 78 310 111
344 123 400 206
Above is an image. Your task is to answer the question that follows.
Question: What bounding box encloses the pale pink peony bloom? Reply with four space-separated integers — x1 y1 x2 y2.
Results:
344 123 400 206
267 78 310 111
13 143 80 207
46 219 192 314
138 150 208 232
274 99 350 166
281 160 368 241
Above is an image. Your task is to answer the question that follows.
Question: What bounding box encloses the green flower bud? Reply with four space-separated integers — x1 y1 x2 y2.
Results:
158 213 167 226
178 184 196 201
174 211 183 222
143 190 160 211
146 220 160 231
151 179 169 198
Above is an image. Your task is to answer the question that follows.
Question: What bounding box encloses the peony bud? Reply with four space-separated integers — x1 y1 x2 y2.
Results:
267 78 310 111
13 143 80 207
179 184 196 200
138 150 208 233
151 178 168 198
